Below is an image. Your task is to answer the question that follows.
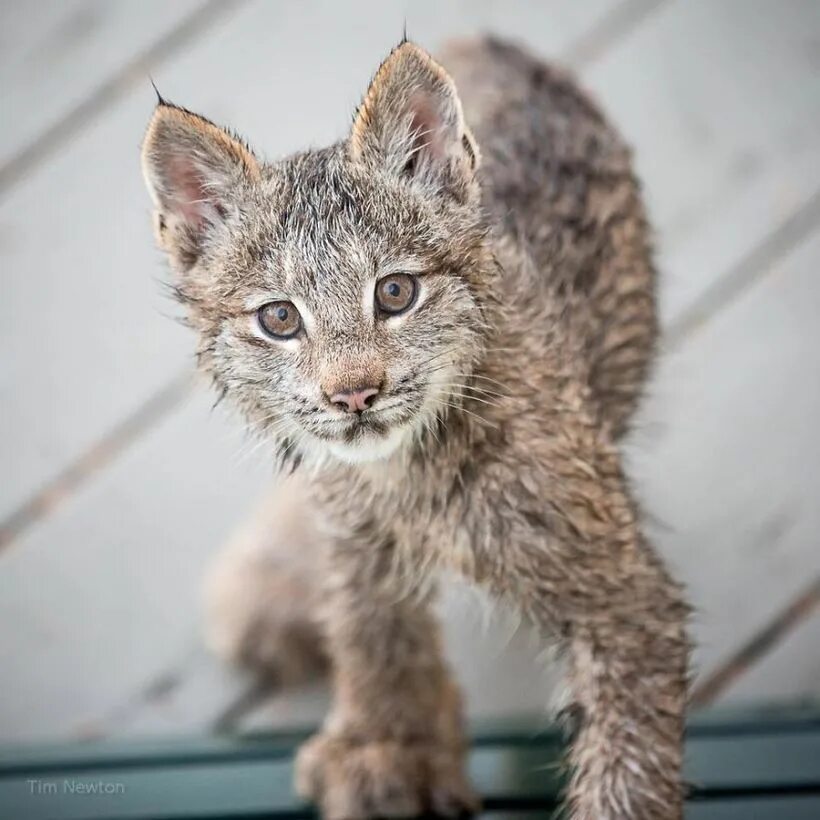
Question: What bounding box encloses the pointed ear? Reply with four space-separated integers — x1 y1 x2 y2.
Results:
350 42 479 202
141 103 260 270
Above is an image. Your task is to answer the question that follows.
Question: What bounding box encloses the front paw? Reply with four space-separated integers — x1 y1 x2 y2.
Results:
295 732 479 819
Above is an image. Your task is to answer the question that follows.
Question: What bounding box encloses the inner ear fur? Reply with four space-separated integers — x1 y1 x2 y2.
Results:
349 41 480 199
141 102 260 268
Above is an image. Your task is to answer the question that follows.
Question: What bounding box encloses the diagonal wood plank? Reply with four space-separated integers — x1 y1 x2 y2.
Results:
714 586 820 705
691 579 820 705
0 0 212 174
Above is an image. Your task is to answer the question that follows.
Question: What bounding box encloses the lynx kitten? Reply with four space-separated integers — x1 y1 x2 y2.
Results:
142 37 690 820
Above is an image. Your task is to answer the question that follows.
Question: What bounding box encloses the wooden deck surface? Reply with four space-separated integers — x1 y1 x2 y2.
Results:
1 0 819 744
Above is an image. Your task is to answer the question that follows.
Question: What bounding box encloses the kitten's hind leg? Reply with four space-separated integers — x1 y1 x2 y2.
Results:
204 474 328 685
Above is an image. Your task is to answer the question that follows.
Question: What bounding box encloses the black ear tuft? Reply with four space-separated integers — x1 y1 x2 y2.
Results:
149 77 168 107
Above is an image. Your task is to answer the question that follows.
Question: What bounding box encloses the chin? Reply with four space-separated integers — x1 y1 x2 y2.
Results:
324 425 409 465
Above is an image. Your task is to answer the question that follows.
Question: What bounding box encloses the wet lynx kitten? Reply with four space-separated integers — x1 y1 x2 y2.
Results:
142 38 689 820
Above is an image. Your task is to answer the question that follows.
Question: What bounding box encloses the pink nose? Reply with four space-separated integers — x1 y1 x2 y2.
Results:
328 386 380 414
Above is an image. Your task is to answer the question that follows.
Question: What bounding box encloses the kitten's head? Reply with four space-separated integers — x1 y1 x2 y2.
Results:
142 42 493 467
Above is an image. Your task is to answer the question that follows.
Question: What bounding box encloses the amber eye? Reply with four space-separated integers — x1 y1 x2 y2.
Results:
257 301 302 339
375 273 418 316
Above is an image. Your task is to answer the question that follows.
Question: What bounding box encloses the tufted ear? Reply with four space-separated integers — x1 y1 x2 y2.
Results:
141 102 260 270
349 42 479 202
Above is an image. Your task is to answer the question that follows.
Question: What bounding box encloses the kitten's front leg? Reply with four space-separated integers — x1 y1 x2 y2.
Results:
295 524 478 820
463 416 690 819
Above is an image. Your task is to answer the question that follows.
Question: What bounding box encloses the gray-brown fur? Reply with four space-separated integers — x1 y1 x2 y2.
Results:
142 37 690 820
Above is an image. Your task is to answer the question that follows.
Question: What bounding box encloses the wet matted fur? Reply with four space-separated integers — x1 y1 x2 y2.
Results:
142 37 690 820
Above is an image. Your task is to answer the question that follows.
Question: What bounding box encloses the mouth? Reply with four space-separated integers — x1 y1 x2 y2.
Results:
314 400 415 439
306 404 417 464
339 413 391 442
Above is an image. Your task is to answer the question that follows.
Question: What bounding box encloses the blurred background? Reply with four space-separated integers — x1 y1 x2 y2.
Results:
1 0 819 745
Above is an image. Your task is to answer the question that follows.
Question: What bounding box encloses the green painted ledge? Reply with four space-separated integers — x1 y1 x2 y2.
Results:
1 705 819 819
